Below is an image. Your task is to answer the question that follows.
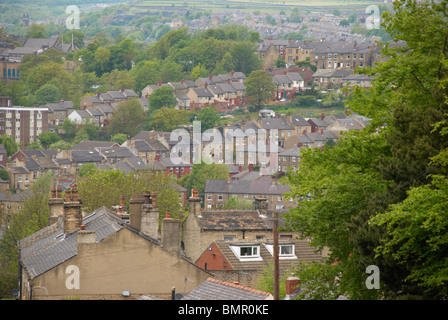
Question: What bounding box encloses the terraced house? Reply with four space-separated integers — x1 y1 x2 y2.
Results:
309 40 376 70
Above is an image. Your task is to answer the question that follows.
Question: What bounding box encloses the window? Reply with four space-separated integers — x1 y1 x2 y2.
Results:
240 246 257 257
280 245 294 256
207 194 212 200
218 194 223 201
264 243 297 259
230 245 262 261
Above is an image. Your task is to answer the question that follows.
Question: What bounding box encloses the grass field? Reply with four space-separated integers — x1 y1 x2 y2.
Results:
132 0 374 14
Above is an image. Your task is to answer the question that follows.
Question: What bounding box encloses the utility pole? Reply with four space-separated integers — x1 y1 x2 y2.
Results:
273 211 279 300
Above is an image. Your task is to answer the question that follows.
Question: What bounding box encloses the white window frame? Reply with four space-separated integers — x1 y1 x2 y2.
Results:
230 245 262 261
264 243 297 259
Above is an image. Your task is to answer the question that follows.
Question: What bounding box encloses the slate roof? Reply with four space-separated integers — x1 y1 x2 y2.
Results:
192 88 214 98
73 140 119 150
306 132 326 142
18 207 124 280
46 102 67 112
124 156 149 170
311 41 373 54
183 80 198 88
286 72 304 82
159 157 192 168
260 118 294 130
107 91 127 99
34 157 59 170
123 89 138 98
308 118 328 128
114 161 134 173
290 114 311 127
86 108 104 117
181 277 272 300
273 75 294 86
279 146 303 157
205 178 289 196
194 209 271 231
71 150 103 163
99 146 135 159
291 135 314 145
207 238 322 275
22 37 58 50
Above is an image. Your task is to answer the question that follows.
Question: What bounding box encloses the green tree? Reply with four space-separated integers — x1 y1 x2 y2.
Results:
339 19 349 27
38 132 62 149
179 161 229 198
223 197 254 210
131 59 161 94
60 118 77 142
196 106 220 133
148 86 177 113
244 70 276 109
283 131 391 300
107 98 146 138
26 23 46 38
190 63 209 81
35 84 62 104
77 168 182 220
62 30 85 49
275 56 286 68
229 42 262 75
149 107 191 132
0 134 18 156
110 133 128 145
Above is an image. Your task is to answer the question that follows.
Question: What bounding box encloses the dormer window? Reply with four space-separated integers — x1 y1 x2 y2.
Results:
264 243 297 259
229 244 262 261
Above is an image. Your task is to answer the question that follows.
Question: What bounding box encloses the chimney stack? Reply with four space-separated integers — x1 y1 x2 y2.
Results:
48 182 64 226
77 226 96 256
161 211 181 254
285 275 301 300
188 189 201 216
129 195 145 230
140 191 159 239
254 196 268 216
63 184 82 234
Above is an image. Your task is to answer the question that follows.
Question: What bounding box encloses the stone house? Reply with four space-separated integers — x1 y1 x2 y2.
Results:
256 39 290 70
46 100 73 126
186 85 214 110
284 40 317 65
255 116 295 149
203 177 295 211
285 113 312 135
17 187 211 300
309 41 376 70
182 192 301 263
194 238 323 288
278 146 303 172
